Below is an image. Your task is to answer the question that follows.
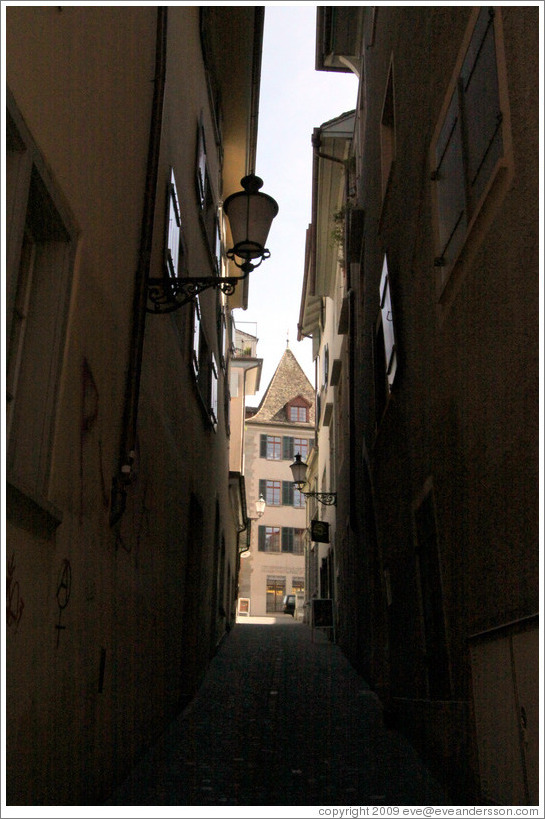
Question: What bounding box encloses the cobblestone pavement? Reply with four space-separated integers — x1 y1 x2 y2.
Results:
108 617 449 807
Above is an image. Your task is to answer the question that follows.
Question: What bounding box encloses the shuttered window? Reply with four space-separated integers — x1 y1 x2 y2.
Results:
282 435 294 460
282 528 305 555
282 481 293 506
282 527 294 553
259 526 281 552
433 88 467 269
431 7 511 297
259 480 280 506
461 8 503 208
260 435 281 460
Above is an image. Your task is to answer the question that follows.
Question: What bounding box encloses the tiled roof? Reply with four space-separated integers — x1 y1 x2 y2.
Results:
248 348 315 425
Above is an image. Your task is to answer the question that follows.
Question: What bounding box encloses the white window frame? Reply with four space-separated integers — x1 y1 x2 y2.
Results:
379 254 397 390
166 168 182 277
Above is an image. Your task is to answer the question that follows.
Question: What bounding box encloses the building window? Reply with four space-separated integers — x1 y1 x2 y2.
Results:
321 344 329 388
293 437 309 461
380 60 396 201
210 353 218 429
281 481 306 508
293 487 306 509
379 255 397 389
259 528 305 555
266 575 285 612
373 254 397 426
289 405 308 423
166 168 186 277
259 527 281 552
196 115 207 210
6 96 77 501
430 7 513 303
192 298 201 378
260 434 281 460
282 528 306 555
193 322 218 432
292 577 305 593
217 306 227 370
196 115 221 273
281 436 311 461
259 480 281 507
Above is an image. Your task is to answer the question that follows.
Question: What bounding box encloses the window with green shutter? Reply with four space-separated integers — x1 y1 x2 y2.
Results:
282 436 294 460
282 527 294 553
261 480 280 506
261 435 281 459
282 481 293 506
259 526 280 552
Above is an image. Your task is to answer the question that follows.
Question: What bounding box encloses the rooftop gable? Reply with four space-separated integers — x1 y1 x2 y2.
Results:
248 348 315 425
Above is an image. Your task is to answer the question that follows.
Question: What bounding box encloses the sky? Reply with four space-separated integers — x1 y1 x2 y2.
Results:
233 4 359 407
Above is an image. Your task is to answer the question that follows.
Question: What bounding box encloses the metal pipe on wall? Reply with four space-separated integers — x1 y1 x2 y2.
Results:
110 7 168 527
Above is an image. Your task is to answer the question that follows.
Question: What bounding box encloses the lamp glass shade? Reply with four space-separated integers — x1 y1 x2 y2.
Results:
289 454 308 487
224 175 279 261
255 494 266 517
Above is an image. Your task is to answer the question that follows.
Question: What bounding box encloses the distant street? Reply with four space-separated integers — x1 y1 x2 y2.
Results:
109 618 449 807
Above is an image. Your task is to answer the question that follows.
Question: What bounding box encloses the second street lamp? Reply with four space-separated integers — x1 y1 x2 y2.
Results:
289 453 337 506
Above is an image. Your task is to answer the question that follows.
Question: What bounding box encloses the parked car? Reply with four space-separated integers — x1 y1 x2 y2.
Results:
283 594 295 616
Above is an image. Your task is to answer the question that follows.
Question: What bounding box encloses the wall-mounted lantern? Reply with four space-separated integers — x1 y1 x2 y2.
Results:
147 174 278 312
289 453 337 506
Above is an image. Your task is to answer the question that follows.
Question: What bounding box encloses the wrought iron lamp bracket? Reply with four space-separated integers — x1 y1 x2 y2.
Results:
301 490 337 506
147 274 246 314
146 257 264 314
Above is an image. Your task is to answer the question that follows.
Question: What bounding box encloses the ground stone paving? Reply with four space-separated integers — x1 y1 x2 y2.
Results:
108 617 450 807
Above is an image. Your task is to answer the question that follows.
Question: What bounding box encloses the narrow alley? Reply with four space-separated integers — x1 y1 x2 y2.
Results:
108 618 448 807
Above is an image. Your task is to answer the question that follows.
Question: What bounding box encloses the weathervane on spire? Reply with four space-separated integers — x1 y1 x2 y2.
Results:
286 329 289 349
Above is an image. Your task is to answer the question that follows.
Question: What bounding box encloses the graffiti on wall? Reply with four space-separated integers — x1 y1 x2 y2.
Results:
55 559 71 648
80 357 109 524
7 553 24 631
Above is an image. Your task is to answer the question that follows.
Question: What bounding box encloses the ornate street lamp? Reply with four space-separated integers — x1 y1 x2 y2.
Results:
147 174 278 312
289 453 337 506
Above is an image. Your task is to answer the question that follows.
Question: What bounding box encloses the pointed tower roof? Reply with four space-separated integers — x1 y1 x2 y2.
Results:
248 348 315 426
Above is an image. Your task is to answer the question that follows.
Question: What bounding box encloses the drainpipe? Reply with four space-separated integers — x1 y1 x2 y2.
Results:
110 7 168 527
